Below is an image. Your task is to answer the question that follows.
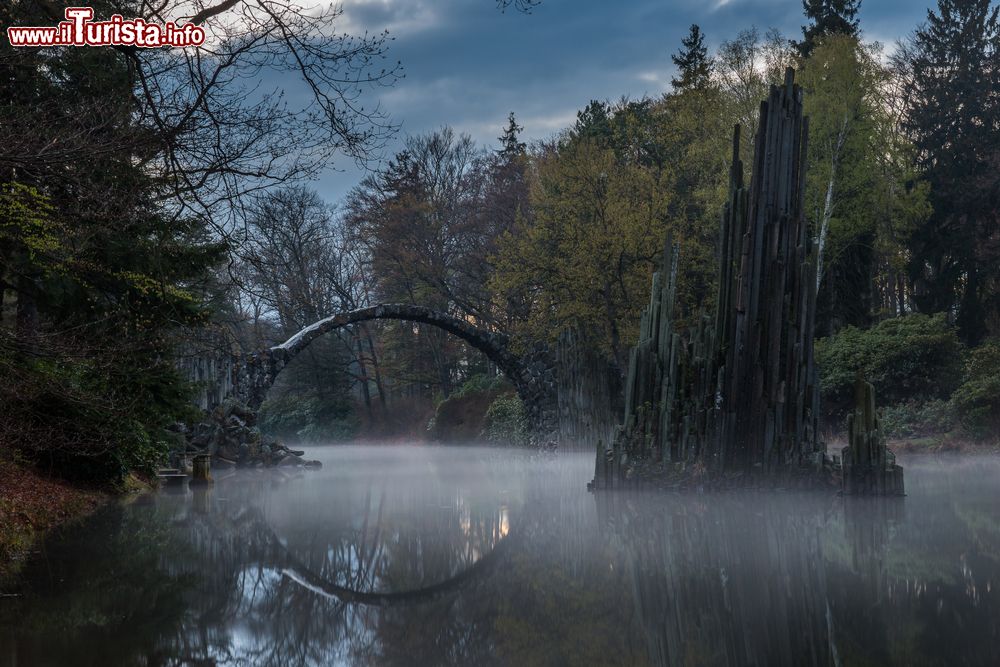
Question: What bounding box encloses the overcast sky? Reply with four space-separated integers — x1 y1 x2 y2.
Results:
310 0 933 204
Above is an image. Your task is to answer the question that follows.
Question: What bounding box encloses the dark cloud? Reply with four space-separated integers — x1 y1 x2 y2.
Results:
305 0 931 203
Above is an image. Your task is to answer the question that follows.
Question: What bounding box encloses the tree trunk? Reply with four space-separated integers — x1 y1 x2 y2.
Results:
815 113 849 292
15 274 37 339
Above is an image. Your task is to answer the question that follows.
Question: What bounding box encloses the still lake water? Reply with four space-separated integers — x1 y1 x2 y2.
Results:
2 446 999 666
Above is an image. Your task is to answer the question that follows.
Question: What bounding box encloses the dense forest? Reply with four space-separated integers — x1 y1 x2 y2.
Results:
1 0 999 487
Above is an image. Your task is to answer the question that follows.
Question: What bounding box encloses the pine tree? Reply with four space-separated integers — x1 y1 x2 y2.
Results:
498 112 526 159
901 0 1000 345
0 0 225 480
796 0 862 57
671 24 712 90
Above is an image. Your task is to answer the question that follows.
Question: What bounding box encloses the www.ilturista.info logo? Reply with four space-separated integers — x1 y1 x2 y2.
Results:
7 7 205 48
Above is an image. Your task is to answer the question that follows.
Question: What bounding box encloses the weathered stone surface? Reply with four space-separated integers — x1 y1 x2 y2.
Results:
593 69 842 491
172 399 323 472
221 303 560 443
842 376 905 496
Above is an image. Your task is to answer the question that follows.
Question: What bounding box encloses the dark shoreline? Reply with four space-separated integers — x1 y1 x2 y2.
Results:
0 460 119 582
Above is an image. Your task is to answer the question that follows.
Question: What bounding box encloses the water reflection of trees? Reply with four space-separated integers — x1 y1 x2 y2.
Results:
146 458 649 667
6 456 1000 666
594 464 1000 667
146 474 515 666
0 503 195 667
829 460 1000 667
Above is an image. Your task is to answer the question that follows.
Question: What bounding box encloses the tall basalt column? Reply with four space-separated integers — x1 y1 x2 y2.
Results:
594 68 853 491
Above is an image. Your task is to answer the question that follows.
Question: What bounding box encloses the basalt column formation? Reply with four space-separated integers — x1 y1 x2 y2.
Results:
593 69 853 490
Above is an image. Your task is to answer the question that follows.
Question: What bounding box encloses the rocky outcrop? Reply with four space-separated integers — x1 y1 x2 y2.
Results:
841 376 905 496
592 70 837 491
169 399 322 470
515 341 560 446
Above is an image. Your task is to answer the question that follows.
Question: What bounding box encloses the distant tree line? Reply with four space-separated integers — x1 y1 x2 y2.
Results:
231 0 1000 443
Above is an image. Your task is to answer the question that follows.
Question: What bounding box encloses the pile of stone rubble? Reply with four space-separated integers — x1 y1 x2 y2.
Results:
168 399 321 470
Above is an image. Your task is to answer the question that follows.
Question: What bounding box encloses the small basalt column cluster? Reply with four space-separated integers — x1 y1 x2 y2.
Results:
593 69 844 490
841 376 904 496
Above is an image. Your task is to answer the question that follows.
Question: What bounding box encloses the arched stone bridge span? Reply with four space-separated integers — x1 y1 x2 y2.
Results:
232 304 557 438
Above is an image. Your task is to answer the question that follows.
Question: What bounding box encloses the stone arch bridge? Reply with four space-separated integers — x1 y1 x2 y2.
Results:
230 304 558 439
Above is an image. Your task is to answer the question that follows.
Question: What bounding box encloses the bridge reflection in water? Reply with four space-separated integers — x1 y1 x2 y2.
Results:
2 451 1000 666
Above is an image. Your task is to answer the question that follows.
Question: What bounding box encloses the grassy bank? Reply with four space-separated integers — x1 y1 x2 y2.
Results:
0 459 109 580
889 436 1000 455
826 433 999 457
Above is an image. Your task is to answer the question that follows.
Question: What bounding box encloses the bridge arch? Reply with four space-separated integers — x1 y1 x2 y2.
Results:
280 528 517 607
234 304 557 437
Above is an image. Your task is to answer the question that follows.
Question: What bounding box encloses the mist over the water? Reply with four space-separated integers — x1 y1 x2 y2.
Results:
2 445 999 666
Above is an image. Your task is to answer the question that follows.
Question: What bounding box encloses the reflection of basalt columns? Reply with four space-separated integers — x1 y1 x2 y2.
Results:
842 497 903 600
841 376 904 496
595 493 835 666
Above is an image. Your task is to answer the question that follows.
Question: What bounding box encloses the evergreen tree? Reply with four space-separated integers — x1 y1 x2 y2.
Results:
498 112 527 159
796 0 862 57
0 2 225 480
571 100 614 145
671 24 712 90
901 0 1000 345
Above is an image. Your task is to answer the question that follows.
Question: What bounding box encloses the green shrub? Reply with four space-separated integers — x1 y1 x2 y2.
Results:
0 335 195 485
880 399 956 439
259 394 358 443
452 373 508 399
482 395 529 447
815 313 964 415
952 339 1000 440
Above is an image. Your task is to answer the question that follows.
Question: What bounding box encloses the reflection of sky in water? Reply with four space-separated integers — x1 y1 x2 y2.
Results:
3 449 1000 666
226 567 350 667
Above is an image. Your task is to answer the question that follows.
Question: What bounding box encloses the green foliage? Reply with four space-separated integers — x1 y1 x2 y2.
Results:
452 373 508 400
900 0 1000 344
0 334 195 484
671 24 712 90
0 183 63 267
491 33 793 367
483 395 530 447
880 399 956 439
493 146 652 362
0 4 225 484
485 30 776 367
796 0 861 57
0 506 193 661
951 339 1000 440
259 394 358 444
0 182 222 484
799 35 929 331
428 374 513 443
815 313 964 412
